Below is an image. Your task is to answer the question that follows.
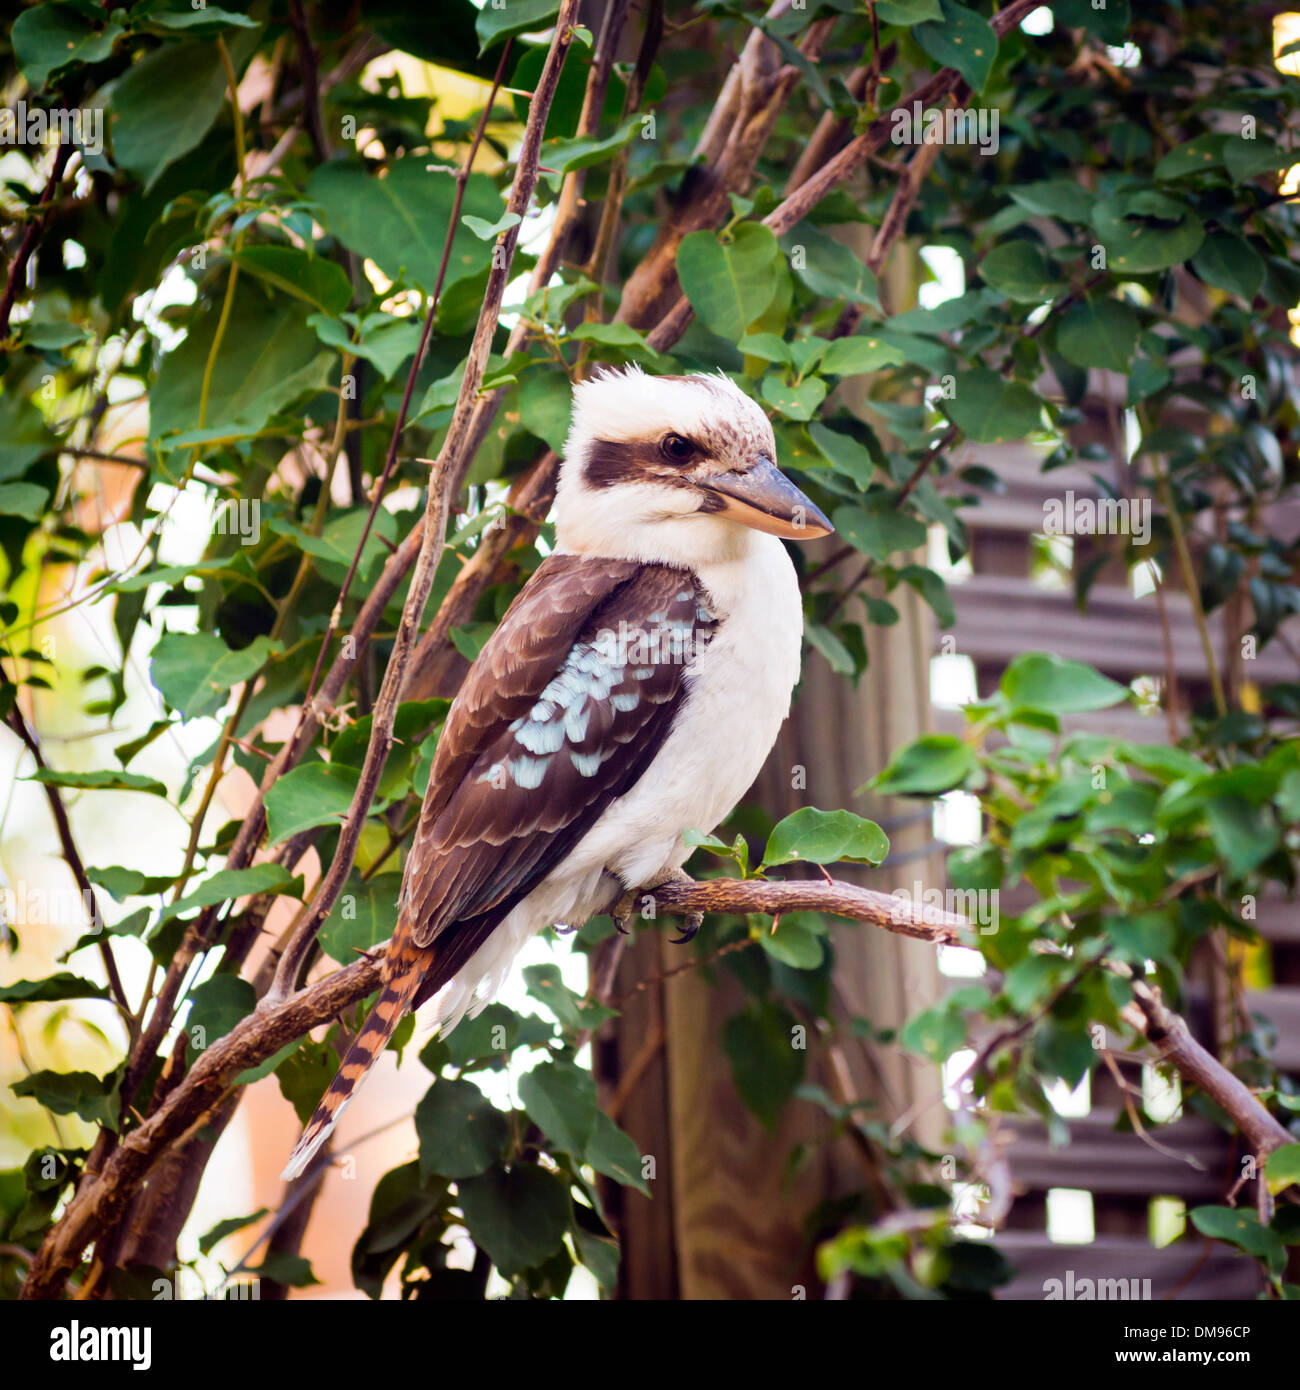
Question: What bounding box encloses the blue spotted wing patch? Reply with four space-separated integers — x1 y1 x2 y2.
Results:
401 557 717 950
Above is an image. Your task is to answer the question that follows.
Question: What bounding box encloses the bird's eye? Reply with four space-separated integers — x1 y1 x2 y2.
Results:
660 433 694 464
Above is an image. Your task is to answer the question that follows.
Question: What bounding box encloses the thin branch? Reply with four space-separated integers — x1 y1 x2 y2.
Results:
287 0 329 162
0 141 73 341
4 706 131 1025
266 5 583 1002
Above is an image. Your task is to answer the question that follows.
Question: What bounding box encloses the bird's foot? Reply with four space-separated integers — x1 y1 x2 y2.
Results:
616 867 703 945
611 889 636 936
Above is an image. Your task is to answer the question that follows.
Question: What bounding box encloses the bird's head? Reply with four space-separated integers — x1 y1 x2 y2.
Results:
553 366 833 565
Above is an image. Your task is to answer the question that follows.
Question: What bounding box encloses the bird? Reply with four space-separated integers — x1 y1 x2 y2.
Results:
280 365 833 1181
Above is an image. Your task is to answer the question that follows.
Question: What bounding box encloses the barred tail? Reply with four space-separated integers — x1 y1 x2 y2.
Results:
279 964 421 1183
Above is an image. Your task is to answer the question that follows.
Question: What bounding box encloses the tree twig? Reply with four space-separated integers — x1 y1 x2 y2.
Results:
0 142 73 341
266 5 583 1002
4 707 131 1026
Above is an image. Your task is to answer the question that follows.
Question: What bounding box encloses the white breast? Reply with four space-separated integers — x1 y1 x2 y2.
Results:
569 532 804 888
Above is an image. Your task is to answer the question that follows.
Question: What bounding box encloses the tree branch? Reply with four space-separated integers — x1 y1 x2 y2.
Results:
4 706 131 1024
266 2 583 1002
24 859 1289 1297
0 142 73 341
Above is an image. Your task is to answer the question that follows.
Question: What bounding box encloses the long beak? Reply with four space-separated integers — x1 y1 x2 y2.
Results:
697 456 834 541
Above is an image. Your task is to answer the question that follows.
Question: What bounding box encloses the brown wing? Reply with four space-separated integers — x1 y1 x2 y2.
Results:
400 554 715 962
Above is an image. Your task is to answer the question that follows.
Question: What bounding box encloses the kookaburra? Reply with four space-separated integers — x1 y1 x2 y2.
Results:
281 366 832 1180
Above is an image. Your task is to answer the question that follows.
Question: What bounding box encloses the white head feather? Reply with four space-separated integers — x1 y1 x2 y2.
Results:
553 365 780 568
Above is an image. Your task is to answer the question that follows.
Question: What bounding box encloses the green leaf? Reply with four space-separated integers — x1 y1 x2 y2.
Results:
86 865 175 900
519 371 574 455
268 506 399 586
1055 297 1139 372
26 768 167 797
476 0 561 53
900 1004 965 1061
110 35 256 193
461 212 521 241
1154 133 1228 180
1191 233 1265 301
140 5 260 34
876 0 943 21
246 1254 318 1291
808 423 877 488
1001 653 1128 713
150 285 330 444
457 1166 570 1276
1223 134 1292 184
900 565 954 628
264 762 361 844
676 223 780 341
523 963 614 1032
818 335 907 376
167 863 301 922
518 1059 598 1155
569 320 666 364
941 369 1044 443
805 622 856 675
0 974 109 1004
184 974 256 1065
583 1110 650 1195
198 1209 268 1257
721 1002 805 1131
1205 797 1279 877
307 158 503 299
1092 190 1204 274
832 504 927 562
319 873 402 963
784 223 880 306
0 392 58 482
761 917 825 970
274 1040 337 1125
416 1077 509 1179
1007 179 1094 226
739 333 792 365
308 312 422 380
232 247 353 316
13 5 122 92
871 734 976 796
763 807 889 868
1190 1206 1285 1267
0 483 50 521
149 632 281 720
760 374 826 421
915 0 998 93
543 119 642 176
11 1069 120 1129
979 241 1066 303
1265 1144 1300 1197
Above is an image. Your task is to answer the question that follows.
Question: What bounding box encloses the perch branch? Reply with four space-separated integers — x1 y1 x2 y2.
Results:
25 863 1290 1298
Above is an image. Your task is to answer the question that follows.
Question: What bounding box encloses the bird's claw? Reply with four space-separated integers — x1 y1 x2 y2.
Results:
611 889 636 936
669 911 703 946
